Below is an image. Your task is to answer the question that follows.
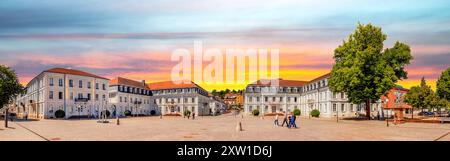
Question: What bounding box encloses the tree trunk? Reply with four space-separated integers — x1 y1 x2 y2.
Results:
5 108 8 128
365 99 371 120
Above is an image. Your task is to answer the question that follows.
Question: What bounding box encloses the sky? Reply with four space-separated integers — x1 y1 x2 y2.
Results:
0 0 449 91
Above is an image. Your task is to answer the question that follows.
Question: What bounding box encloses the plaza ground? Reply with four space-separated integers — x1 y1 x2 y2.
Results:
1 112 450 141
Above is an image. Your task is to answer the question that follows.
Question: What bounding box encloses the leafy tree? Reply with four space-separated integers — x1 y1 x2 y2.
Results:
0 65 24 127
436 67 450 102
405 77 432 118
424 91 448 115
328 23 413 120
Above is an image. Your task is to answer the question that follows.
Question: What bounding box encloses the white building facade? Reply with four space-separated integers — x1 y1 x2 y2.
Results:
108 77 157 117
14 68 110 119
148 81 225 116
244 74 383 118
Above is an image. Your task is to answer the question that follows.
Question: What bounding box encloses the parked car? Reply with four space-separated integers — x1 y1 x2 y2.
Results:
418 111 434 116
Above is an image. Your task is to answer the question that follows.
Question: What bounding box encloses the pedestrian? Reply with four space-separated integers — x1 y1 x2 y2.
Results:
291 115 298 128
192 112 195 120
287 115 292 128
274 114 279 126
281 114 288 127
187 114 190 119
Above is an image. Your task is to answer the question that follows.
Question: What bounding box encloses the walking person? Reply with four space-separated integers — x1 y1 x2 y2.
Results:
192 112 195 120
274 114 279 126
281 114 288 127
287 115 292 128
291 115 298 128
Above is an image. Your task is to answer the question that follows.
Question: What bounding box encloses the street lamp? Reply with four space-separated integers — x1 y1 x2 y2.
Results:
385 98 389 127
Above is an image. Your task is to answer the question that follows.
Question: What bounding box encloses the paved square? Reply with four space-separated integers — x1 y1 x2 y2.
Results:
1 113 450 141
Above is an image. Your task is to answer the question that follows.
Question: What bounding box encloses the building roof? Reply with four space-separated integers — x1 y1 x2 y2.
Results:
146 80 201 90
44 68 109 80
109 77 149 89
308 72 331 83
249 78 307 87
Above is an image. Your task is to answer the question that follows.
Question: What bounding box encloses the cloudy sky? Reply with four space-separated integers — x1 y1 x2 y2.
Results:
0 0 449 90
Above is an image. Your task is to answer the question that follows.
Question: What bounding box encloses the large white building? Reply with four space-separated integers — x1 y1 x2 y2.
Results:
244 73 384 117
14 68 110 119
108 77 157 117
148 81 226 116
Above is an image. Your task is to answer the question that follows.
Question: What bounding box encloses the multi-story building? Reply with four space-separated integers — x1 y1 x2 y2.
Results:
244 79 307 115
108 77 156 116
147 81 225 116
244 73 387 118
14 68 110 119
224 93 244 107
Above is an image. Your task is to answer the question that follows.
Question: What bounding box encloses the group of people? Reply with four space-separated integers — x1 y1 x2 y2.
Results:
274 113 298 128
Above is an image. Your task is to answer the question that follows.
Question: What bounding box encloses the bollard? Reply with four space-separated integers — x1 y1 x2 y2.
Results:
116 116 120 125
236 121 243 132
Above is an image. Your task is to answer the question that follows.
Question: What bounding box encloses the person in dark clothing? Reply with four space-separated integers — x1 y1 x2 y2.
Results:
287 116 292 128
290 115 298 128
192 113 195 120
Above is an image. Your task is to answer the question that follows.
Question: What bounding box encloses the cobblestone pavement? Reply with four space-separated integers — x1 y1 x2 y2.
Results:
1 114 450 141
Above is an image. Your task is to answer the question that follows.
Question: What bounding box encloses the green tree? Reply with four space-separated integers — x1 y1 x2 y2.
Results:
405 77 432 118
0 65 24 127
436 67 450 102
424 91 448 116
329 23 413 120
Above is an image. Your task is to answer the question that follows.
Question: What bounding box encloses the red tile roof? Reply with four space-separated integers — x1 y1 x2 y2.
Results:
110 77 149 89
249 78 307 87
44 68 108 80
146 80 200 90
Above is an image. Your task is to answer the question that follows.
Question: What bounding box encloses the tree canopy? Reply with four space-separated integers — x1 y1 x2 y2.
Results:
328 23 413 119
404 77 432 111
0 65 24 109
436 67 450 101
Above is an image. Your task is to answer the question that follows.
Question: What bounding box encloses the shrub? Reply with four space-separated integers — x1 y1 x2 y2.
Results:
124 110 132 116
150 110 156 115
184 110 191 116
310 109 320 117
55 110 65 118
252 109 260 116
293 108 301 116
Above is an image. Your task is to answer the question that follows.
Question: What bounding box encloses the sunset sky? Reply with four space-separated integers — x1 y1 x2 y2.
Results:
0 0 449 91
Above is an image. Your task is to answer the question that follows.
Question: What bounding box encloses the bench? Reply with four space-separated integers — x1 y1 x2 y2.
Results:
440 117 450 124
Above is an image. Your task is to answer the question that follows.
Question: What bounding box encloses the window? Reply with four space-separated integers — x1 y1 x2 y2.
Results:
124 97 127 102
256 97 260 102
333 104 336 112
78 93 83 99
58 92 63 100
70 92 73 100
69 79 73 87
102 94 106 100
272 97 275 102
249 97 253 102
341 104 345 112
95 94 99 101
79 80 83 88
58 79 63 87
87 82 91 89
280 97 283 102
191 97 195 103
49 78 54 86
49 91 53 99
341 93 344 99
87 93 91 100
294 97 298 102
96 83 99 89
120 97 122 102
265 97 268 102
102 84 106 90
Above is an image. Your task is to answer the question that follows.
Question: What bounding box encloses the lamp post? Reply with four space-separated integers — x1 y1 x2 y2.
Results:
386 98 389 127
